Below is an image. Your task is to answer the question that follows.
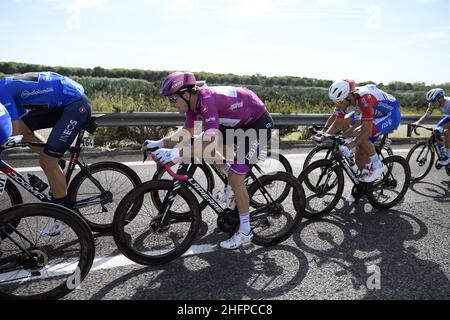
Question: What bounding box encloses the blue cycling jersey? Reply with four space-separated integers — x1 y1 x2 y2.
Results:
0 72 85 121
0 103 12 145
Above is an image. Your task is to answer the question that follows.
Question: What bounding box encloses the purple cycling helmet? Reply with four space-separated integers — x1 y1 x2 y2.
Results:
160 72 196 96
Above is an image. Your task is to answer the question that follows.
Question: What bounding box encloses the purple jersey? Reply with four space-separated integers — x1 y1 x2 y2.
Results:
184 86 267 133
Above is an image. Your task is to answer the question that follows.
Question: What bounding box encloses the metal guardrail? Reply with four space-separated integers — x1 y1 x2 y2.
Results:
93 112 442 129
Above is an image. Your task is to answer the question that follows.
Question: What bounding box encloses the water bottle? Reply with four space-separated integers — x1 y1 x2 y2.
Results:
340 146 359 174
212 188 223 203
383 138 392 150
437 144 447 160
27 174 48 192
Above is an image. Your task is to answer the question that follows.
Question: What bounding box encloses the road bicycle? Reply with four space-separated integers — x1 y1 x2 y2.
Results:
0 115 142 233
112 150 305 266
303 124 394 171
151 150 293 211
297 128 410 220
405 124 450 182
0 203 94 300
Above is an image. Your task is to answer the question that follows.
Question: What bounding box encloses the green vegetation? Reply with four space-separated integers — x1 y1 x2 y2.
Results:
2 61 449 115
1 61 448 145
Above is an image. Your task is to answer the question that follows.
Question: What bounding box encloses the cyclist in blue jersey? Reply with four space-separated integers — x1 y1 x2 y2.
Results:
0 72 91 233
412 88 450 166
0 103 12 146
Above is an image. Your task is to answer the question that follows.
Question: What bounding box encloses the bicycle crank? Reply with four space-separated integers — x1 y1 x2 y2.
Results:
217 209 239 234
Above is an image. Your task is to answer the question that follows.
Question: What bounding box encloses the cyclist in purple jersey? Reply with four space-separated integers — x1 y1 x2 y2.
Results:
141 72 274 250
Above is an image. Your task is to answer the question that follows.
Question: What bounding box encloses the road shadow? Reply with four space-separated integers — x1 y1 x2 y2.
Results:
89 243 308 300
293 203 450 299
409 180 450 203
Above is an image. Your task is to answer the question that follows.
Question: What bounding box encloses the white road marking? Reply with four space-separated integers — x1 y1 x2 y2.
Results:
91 244 218 271
0 244 220 283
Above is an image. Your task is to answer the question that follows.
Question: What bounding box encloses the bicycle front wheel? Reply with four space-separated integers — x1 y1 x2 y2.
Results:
0 203 94 300
247 172 305 246
113 180 201 266
297 159 344 220
406 142 434 182
67 161 142 233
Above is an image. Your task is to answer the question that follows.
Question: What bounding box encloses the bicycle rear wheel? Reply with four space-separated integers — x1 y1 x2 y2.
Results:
0 203 94 300
113 180 201 266
406 142 434 182
248 152 293 206
68 161 142 233
247 172 305 246
368 155 410 209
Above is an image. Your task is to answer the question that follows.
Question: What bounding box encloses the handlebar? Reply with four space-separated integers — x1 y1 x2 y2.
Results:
143 147 188 181
409 124 434 136
309 126 346 145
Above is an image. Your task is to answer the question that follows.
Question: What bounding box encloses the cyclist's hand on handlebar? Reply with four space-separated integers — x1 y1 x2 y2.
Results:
141 139 164 154
155 148 181 165
312 133 324 144
411 121 420 129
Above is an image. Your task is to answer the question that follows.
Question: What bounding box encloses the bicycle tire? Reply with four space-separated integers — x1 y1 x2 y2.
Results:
0 180 23 210
297 159 345 220
405 142 434 182
67 161 142 233
0 181 23 239
248 152 293 206
113 180 201 266
247 172 305 246
0 203 94 300
303 145 333 170
368 155 411 209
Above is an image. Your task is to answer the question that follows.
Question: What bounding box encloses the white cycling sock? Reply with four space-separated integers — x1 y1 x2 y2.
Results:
239 213 251 235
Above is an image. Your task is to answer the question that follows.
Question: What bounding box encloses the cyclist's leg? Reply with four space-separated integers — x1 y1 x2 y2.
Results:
436 116 450 157
213 125 234 174
221 113 273 249
360 109 400 182
41 97 91 201
19 108 63 153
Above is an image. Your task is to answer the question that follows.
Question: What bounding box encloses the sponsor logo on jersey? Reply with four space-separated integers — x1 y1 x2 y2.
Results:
205 117 216 123
230 101 244 112
21 88 54 99
79 106 86 113
171 80 183 91
361 96 370 108
59 120 78 142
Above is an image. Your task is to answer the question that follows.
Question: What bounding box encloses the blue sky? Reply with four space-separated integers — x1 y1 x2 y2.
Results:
1 0 450 85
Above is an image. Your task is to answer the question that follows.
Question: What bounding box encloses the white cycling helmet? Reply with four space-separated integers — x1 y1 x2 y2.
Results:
426 88 445 104
329 79 356 102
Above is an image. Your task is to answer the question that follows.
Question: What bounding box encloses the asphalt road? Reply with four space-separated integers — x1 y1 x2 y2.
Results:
4 145 450 300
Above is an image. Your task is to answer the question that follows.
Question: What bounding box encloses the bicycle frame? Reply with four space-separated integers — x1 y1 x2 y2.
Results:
412 125 447 164
311 134 394 195
0 117 109 209
154 161 277 225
